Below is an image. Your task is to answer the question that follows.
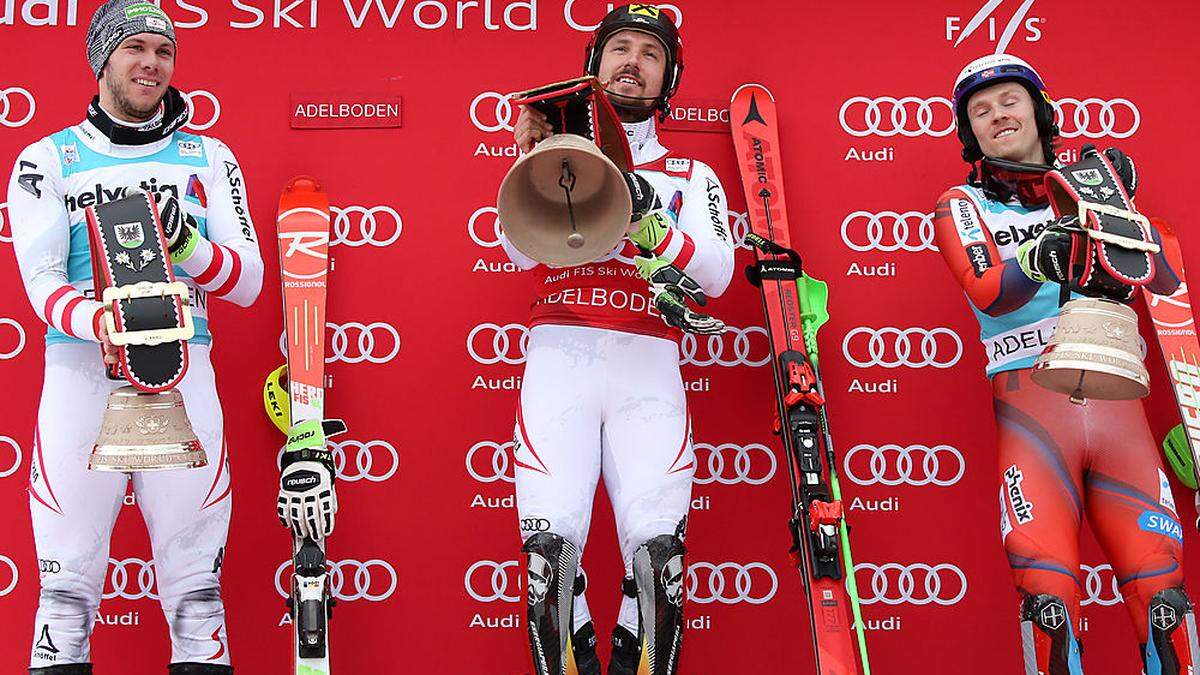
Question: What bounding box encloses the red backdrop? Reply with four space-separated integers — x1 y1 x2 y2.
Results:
3 0 1200 672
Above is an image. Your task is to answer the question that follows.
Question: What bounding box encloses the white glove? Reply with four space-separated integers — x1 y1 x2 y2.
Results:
277 418 346 540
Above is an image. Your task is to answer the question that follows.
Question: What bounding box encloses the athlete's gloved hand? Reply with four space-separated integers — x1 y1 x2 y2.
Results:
118 185 199 262
624 172 661 222
1017 217 1079 283
155 194 200 262
635 254 725 335
278 418 347 541
1103 147 1138 198
629 211 672 252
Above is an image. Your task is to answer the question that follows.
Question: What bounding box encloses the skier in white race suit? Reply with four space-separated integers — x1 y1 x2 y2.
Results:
502 5 734 675
6 1 263 672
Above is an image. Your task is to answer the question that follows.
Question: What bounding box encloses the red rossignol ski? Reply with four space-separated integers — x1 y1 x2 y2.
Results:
276 176 335 675
1143 219 1200 486
729 84 870 675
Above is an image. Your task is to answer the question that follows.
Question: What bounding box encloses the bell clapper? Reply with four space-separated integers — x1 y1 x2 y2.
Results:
558 159 585 249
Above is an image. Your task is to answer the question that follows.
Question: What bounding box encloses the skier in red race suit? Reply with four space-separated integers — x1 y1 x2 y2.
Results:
502 4 734 675
933 53 1197 674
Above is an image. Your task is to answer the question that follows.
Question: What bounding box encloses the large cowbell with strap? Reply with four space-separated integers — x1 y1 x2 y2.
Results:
1032 146 1160 401
497 76 633 267
85 190 204 471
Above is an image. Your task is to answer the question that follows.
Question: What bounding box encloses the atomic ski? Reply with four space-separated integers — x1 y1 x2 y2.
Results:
275 176 336 675
1143 220 1200 488
729 84 870 675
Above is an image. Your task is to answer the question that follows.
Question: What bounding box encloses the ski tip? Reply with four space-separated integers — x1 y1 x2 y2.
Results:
731 83 774 103
285 175 324 193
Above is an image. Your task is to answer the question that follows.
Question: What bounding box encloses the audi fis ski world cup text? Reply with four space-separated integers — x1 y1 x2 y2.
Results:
1 0 681 31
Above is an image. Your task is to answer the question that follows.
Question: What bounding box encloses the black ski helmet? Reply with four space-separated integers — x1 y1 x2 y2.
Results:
583 4 684 115
952 53 1058 164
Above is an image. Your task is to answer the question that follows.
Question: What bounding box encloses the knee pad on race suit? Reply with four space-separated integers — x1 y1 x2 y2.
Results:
524 532 583 675
1143 586 1200 675
167 664 233 674
628 534 686 675
30 665 93 674
1020 593 1084 675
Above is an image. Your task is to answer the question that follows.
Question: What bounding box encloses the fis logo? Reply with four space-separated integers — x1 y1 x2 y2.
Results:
946 0 1044 54
1004 464 1035 524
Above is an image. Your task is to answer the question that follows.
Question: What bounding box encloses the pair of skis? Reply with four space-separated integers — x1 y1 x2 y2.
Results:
729 84 871 675
273 176 337 675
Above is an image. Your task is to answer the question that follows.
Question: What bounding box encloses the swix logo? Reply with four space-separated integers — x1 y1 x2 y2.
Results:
991 221 1046 247
63 179 178 214
946 0 1043 54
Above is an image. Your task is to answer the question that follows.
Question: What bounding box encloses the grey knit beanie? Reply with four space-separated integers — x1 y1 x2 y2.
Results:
86 0 176 79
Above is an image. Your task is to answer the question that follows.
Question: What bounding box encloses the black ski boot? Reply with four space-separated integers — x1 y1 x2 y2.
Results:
30 666 93 675
607 625 640 675
573 621 601 675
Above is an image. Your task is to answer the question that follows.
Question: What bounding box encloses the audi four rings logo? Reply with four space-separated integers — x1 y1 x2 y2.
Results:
465 559 522 603
855 562 968 606
0 555 16 597
842 327 963 369
470 92 513 133
1054 99 1140 139
0 435 22 479
0 318 26 360
688 561 778 605
842 211 937 252
333 439 399 482
330 206 403 247
839 96 1141 139
843 444 966 487
467 440 515 484
278 321 401 364
1 202 10 244
679 326 770 368
839 97 955 138
105 557 157 600
729 211 753 250
693 443 777 486
469 207 503 248
181 90 221 131
274 558 398 602
0 87 35 128
468 323 529 365
1081 563 1121 607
